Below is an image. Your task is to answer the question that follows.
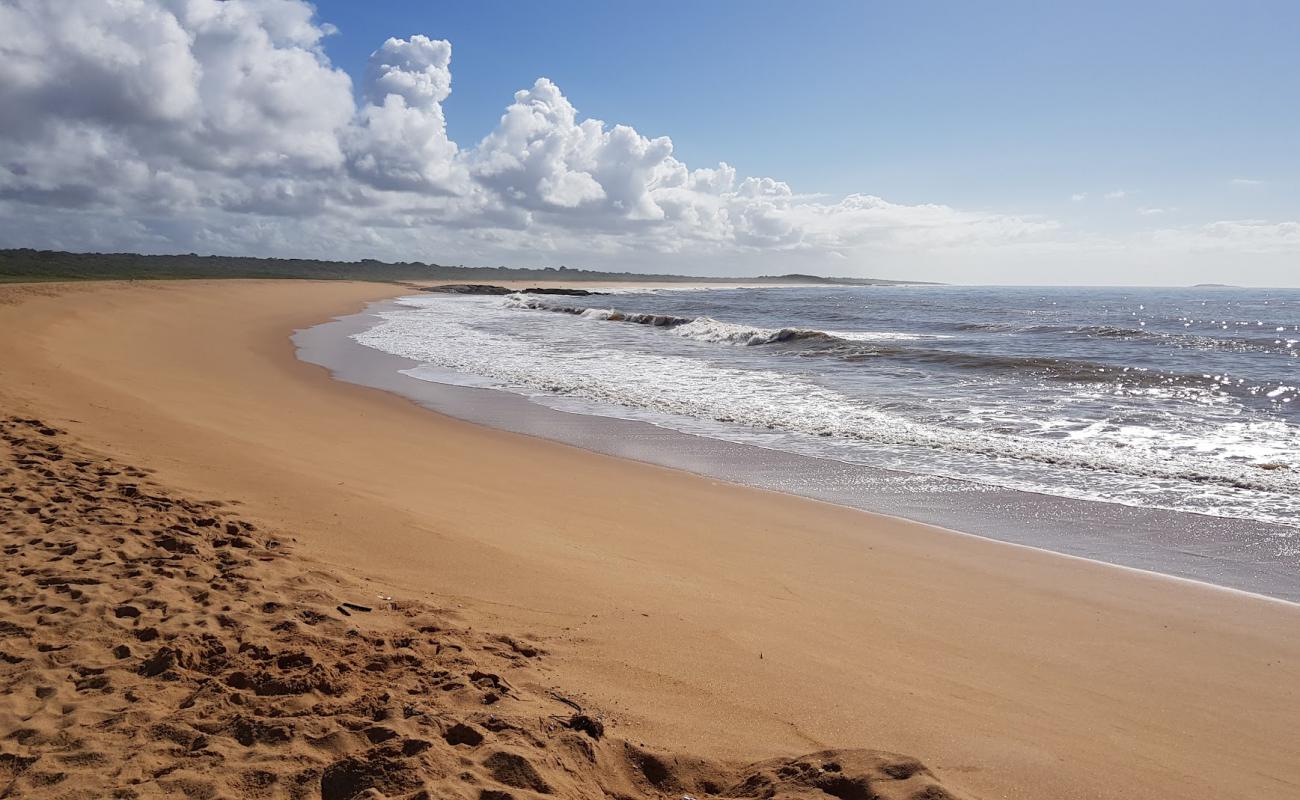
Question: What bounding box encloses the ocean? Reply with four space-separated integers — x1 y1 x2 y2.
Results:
352 285 1299 529
292 283 1300 599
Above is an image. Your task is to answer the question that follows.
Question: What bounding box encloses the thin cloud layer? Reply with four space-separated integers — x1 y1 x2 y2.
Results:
0 0 1294 282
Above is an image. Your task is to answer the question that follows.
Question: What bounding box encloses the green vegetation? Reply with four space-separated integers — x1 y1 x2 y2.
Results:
0 248 932 285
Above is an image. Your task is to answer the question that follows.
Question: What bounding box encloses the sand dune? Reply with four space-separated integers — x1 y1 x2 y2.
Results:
0 415 965 799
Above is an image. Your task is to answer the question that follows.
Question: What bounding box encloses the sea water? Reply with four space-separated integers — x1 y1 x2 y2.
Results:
353 285 1300 530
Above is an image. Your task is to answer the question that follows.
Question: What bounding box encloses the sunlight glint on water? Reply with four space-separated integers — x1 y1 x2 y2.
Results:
353 286 1300 529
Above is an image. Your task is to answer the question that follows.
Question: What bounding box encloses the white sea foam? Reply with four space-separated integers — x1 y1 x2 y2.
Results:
670 317 826 346
353 294 1300 528
502 294 944 346
826 330 952 341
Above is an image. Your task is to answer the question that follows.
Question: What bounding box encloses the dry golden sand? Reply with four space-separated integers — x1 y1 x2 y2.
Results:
0 414 959 799
0 280 1298 800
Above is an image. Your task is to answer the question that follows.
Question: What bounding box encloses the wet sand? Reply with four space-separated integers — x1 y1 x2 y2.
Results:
1 279 1298 800
297 297 1300 601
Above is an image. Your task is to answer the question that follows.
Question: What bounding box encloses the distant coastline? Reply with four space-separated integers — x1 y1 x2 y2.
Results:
0 247 936 287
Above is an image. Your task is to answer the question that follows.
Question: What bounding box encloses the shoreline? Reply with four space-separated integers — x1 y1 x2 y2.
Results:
2 279 1299 799
299 294 1300 603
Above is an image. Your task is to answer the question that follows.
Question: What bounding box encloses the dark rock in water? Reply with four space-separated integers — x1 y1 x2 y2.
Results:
518 287 606 296
420 284 514 295
420 284 606 296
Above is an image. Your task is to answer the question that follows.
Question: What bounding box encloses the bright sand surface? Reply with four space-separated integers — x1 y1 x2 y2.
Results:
1 279 1297 799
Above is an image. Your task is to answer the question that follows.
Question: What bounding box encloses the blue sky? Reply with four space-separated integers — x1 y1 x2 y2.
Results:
1 0 1296 283
312 0 1298 228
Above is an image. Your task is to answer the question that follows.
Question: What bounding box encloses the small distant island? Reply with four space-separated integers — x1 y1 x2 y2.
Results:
0 248 939 287
1191 283 1240 288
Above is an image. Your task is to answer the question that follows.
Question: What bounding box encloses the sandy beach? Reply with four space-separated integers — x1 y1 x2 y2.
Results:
2 279 1299 799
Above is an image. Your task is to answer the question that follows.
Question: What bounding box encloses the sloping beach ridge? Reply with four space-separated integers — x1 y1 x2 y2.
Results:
1 279 1298 800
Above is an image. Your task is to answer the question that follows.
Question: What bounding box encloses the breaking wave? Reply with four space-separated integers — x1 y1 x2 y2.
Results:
503 292 829 344
502 293 1288 396
354 288 1300 529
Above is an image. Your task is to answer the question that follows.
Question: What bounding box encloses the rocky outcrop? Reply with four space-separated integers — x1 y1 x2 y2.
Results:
421 284 606 296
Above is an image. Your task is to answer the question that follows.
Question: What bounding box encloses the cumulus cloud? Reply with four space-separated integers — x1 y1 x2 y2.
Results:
0 0 354 218
347 35 463 193
0 0 1294 283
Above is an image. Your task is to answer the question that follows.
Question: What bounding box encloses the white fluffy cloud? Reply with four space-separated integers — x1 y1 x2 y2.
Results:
0 0 1294 283
348 35 463 193
0 0 354 217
